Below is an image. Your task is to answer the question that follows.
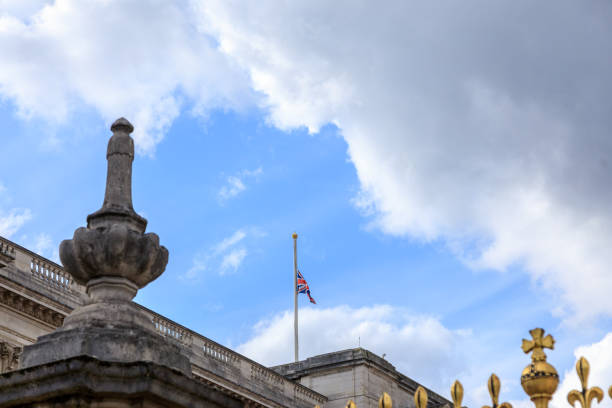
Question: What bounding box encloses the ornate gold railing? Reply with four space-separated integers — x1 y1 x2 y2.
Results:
328 328 612 408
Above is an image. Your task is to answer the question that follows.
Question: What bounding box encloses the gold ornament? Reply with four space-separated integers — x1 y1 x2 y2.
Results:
521 328 558 408
379 392 392 408
346 400 356 408
483 374 512 408
567 357 603 408
451 380 464 408
415 386 428 408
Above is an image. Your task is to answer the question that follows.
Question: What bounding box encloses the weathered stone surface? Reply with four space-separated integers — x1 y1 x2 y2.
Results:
0 356 244 408
21 302 191 375
20 117 192 377
60 224 167 289
60 117 167 290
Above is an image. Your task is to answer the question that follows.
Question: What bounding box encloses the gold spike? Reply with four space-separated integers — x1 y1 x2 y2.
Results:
415 386 428 408
315 406 320 408
379 392 392 408
451 380 464 408
608 386 612 400
346 400 356 408
567 357 603 408
482 374 512 408
520 328 558 408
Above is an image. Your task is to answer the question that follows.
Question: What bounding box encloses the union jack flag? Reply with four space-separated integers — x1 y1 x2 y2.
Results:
297 270 316 304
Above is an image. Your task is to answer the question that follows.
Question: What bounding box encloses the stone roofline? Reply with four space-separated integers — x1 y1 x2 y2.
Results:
1 233 327 408
271 347 450 407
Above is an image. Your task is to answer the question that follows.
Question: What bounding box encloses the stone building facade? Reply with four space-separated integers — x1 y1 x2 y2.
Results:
0 234 448 408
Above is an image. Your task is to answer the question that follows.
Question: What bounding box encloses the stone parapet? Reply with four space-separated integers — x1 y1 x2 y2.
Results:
0 236 87 311
143 305 328 408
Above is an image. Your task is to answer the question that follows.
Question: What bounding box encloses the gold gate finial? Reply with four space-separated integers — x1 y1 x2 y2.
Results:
567 357 603 408
483 374 512 408
346 399 356 408
520 328 558 408
451 380 463 408
379 392 392 408
415 386 428 408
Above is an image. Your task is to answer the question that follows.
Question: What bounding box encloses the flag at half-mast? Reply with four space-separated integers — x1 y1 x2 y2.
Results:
296 270 316 304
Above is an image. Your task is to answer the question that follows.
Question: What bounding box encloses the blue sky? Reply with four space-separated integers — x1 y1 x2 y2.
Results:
1 1 612 407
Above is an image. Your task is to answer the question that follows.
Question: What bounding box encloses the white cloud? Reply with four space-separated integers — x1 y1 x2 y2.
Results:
0 0 49 20
219 248 247 275
218 167 263 202
0 181 31 238
32 232 52 255
0 0 254 154
197 1 612 323
237 305 470 391
218 176 245 201
185 228 252 279
0 208 31 238
553 333 612 408
3 1 612 324
214 229 246 253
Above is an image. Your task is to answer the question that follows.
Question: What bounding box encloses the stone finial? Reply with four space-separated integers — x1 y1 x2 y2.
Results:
87 117 146 233
59 118 168 299
21 117 190 376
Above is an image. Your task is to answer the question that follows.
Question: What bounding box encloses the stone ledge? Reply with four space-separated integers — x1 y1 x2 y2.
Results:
0 355 244 408
21 320 192 376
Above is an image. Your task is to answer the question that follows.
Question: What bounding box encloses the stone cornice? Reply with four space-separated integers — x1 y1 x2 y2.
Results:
0 275 74 316
0 285 65 329
192 367 269 408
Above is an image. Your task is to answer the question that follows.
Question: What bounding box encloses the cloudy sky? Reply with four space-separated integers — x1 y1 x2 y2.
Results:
1 0 612 406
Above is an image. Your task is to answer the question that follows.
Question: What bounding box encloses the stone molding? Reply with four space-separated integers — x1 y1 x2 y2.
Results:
0 285 65 328
0 355 245 408
193 370 268 408
0 325 35 344
0 342 20 374
0 240 15 269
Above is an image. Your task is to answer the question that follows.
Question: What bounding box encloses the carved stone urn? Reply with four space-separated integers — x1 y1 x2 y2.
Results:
20 118 191 376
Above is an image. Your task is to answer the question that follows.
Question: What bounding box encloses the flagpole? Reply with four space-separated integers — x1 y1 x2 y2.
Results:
292 232 299 363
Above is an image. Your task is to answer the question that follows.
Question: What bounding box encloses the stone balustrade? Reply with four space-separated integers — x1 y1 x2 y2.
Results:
0 238 16 269
201 338 239 364
0 239 16 259
152 315 193 344
0 236 75 296
140 307 327 408
30 257 72 291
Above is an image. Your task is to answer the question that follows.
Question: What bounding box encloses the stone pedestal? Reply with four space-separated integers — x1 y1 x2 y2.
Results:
20 301 192 376
0 356 243 408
